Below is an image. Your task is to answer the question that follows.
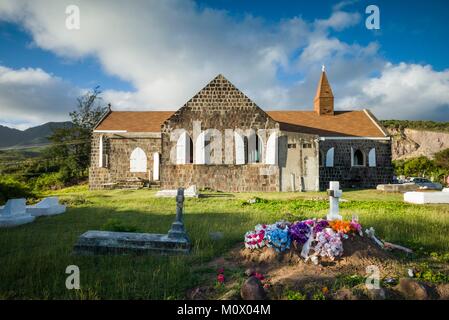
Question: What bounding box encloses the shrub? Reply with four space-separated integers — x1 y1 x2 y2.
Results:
0 176 35 205
285 290 307 300
434 148 449 170
32 172 65 191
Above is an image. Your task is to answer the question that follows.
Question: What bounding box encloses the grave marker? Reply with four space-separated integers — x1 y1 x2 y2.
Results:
327 181 343 221
74 188 190 255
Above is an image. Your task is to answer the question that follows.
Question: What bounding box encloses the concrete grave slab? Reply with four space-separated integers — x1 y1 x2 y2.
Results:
156 185 199 198
377 183 418 193
404 191 449 204
74 188 191 255
0 198 35 227
73 230 190 255
26 196 66 216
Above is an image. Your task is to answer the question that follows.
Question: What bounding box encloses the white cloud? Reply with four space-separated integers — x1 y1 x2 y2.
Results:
315 11 361 31
338 63 449 120
0 0 448 129
0 65 80 126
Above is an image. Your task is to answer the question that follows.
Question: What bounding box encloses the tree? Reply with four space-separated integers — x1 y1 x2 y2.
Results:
47 86 108 182
434 148 449 170
403 156 435 177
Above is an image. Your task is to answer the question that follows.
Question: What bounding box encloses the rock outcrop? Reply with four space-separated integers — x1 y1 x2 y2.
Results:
388 128 449 160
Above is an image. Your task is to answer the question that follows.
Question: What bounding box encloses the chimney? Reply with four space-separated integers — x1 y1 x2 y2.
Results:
314 66 334 115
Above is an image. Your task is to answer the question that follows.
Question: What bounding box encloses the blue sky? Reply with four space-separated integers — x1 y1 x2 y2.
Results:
0 0 448 129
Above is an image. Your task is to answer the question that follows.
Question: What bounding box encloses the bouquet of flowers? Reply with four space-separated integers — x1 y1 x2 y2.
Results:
314 219 329 234
329 218 363 238
244 224 268 249
289 221 312 245
265 224 291 252
243 215 365 263
312 227 343 260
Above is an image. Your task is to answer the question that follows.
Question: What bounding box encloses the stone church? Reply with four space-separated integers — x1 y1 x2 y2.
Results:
89 71 393 192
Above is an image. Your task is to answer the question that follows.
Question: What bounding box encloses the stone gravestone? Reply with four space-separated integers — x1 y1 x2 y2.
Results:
167 188 189 241
74 188 190 255
0 198 35 227
26 196 66 216
326 181 343 221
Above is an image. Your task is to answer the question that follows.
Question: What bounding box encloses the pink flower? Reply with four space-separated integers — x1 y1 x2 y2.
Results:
254 272 265 281
217 274 225 283
217 268 224 274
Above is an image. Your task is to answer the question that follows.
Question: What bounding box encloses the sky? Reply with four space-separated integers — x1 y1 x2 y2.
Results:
0 0 448 130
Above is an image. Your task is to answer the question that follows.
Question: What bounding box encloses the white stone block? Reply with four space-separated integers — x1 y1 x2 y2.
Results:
156 185 199 198
404 191 449 204
26 196 66 216
0 198 35 227
0 198 26 216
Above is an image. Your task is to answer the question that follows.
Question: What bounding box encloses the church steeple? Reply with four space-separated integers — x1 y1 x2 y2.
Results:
314 66 334 115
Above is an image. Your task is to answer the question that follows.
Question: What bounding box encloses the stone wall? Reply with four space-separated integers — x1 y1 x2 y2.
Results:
89 132 162 189
278 131 319 191
161 164 279 192
319 139 393 190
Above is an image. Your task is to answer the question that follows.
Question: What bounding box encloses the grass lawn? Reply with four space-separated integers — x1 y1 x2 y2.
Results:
0 185 448 299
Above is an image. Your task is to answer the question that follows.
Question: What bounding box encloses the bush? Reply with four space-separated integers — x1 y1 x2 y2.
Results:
284 290 307 300
434 148 449 170
32 172 66 191
403 156 435 177
0 176 35 205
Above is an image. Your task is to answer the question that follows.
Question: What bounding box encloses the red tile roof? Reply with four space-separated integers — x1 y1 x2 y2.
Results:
95 111 173 132
94 109 387 137
266 110 387 137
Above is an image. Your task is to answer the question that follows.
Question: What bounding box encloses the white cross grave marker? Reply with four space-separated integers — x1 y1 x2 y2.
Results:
327 181 343 221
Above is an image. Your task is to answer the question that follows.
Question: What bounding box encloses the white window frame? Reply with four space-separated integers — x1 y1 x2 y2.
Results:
351 147 365 167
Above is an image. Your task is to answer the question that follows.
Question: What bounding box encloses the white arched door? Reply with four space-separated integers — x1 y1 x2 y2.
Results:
130 147 147 173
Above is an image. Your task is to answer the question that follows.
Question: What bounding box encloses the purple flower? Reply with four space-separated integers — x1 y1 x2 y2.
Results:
314 220 329 234
289 221 311 244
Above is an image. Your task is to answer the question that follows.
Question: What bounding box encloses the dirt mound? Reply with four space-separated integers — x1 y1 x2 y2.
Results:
188 235 449 300
192 236 417 300
239 235 398 273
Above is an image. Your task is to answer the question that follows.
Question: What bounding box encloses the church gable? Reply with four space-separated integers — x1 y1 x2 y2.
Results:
163 74 278 132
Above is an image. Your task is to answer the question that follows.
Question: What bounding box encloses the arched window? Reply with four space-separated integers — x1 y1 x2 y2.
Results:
130 147 147 172
247 132 264 163
352 148 365 166
326 147 334 167
176 131 193 164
